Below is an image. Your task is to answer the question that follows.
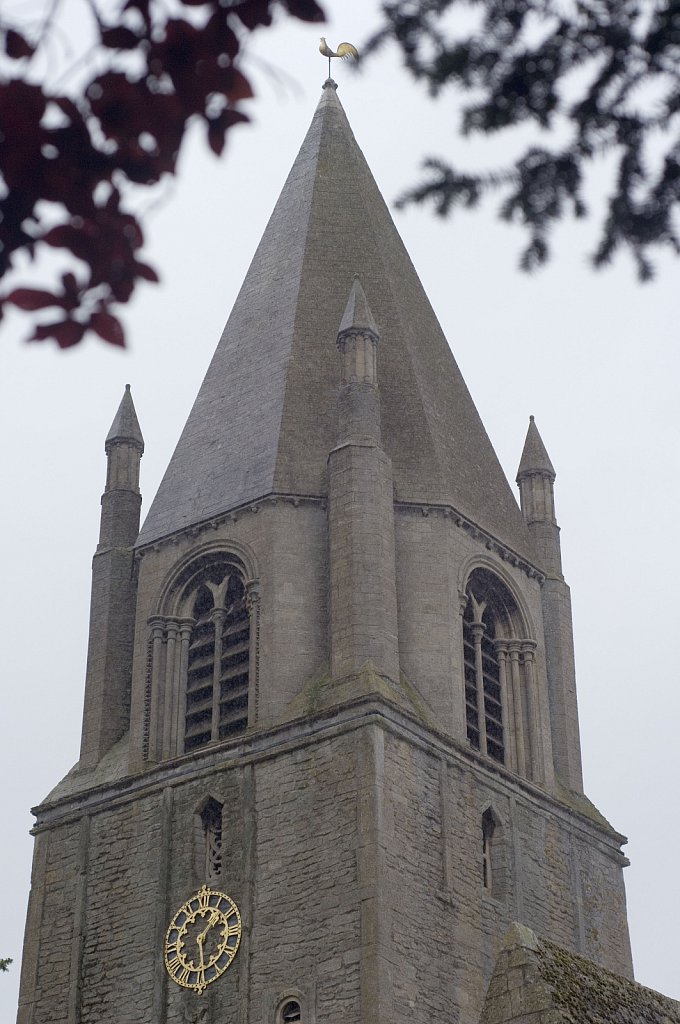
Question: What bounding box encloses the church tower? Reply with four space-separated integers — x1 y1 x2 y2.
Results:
17 81 633 1024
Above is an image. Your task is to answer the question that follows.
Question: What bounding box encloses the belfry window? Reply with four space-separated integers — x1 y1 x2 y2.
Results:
185 568 250 752
144 553 257 764
461 568 543 781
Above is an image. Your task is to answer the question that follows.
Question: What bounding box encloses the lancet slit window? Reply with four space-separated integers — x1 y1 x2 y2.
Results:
202 798 223 884
482 809 495 890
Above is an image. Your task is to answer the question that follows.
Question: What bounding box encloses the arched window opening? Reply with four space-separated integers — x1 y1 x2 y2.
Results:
279 1000 301 1023
144 550 259 764
201 798 223 884
185 564 250 752
462 567 542 780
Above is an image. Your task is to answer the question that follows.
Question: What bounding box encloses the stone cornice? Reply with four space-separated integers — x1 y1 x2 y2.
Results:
135 491 545 583
32 693 624 861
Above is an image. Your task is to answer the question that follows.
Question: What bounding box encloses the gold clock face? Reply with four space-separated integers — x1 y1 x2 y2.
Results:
164 885 242 995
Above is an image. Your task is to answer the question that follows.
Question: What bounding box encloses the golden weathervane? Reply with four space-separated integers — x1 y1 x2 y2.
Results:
319 37 359 78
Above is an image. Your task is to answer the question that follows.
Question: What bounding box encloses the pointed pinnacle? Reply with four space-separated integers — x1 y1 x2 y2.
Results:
516 415 555 481
338 277 379 338
106 384 144 452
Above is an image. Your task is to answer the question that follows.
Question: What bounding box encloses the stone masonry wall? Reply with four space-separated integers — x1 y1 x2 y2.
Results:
79 795 163 1024
22 709 630 1024
250 732 361 1023
381 729 631 1024
19 822 82 1024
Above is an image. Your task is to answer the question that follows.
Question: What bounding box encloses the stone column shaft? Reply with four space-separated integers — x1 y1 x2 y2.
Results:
328 283 400 685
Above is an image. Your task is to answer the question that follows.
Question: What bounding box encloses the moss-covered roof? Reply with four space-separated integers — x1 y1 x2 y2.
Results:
482 923 680 1024
536 937 680 1024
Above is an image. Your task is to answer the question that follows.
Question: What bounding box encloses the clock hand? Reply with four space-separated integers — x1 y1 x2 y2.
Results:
197 909 220 945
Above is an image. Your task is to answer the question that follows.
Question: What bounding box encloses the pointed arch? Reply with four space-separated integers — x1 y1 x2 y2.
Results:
154 539 259 617
458 554 534 640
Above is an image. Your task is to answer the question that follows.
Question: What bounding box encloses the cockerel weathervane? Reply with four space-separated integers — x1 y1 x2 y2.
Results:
319 37 359 79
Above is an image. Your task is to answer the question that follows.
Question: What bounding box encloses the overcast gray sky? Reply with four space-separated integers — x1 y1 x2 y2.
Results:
2 2 679 1017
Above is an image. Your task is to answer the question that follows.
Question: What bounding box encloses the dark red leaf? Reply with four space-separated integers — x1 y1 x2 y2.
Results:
134 261 159 282
6 287 66 311
30 319 86 348
60 272 80 307
0 80 45 139
281 0 325 22
234 0 273 30
208 122 225 156
205 15 239 58
206 107 248 154
100 26 142 50
43 223 88 255
226 69 254 103
90 310 125 346
5 29 35 59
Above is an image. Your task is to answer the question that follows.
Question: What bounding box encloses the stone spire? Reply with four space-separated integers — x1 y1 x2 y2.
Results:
516 415 559 571
328 279 399 684
517 415 556 480
516 417 583 792
336 276 381 444
100 384 144 547
105 382 144 448
136 83 533 566
80 386 144 769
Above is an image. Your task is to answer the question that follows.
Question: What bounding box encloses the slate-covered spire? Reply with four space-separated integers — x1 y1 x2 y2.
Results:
516 417 583 792
80 386 143 769
137 82 533 564
329 279 399 684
